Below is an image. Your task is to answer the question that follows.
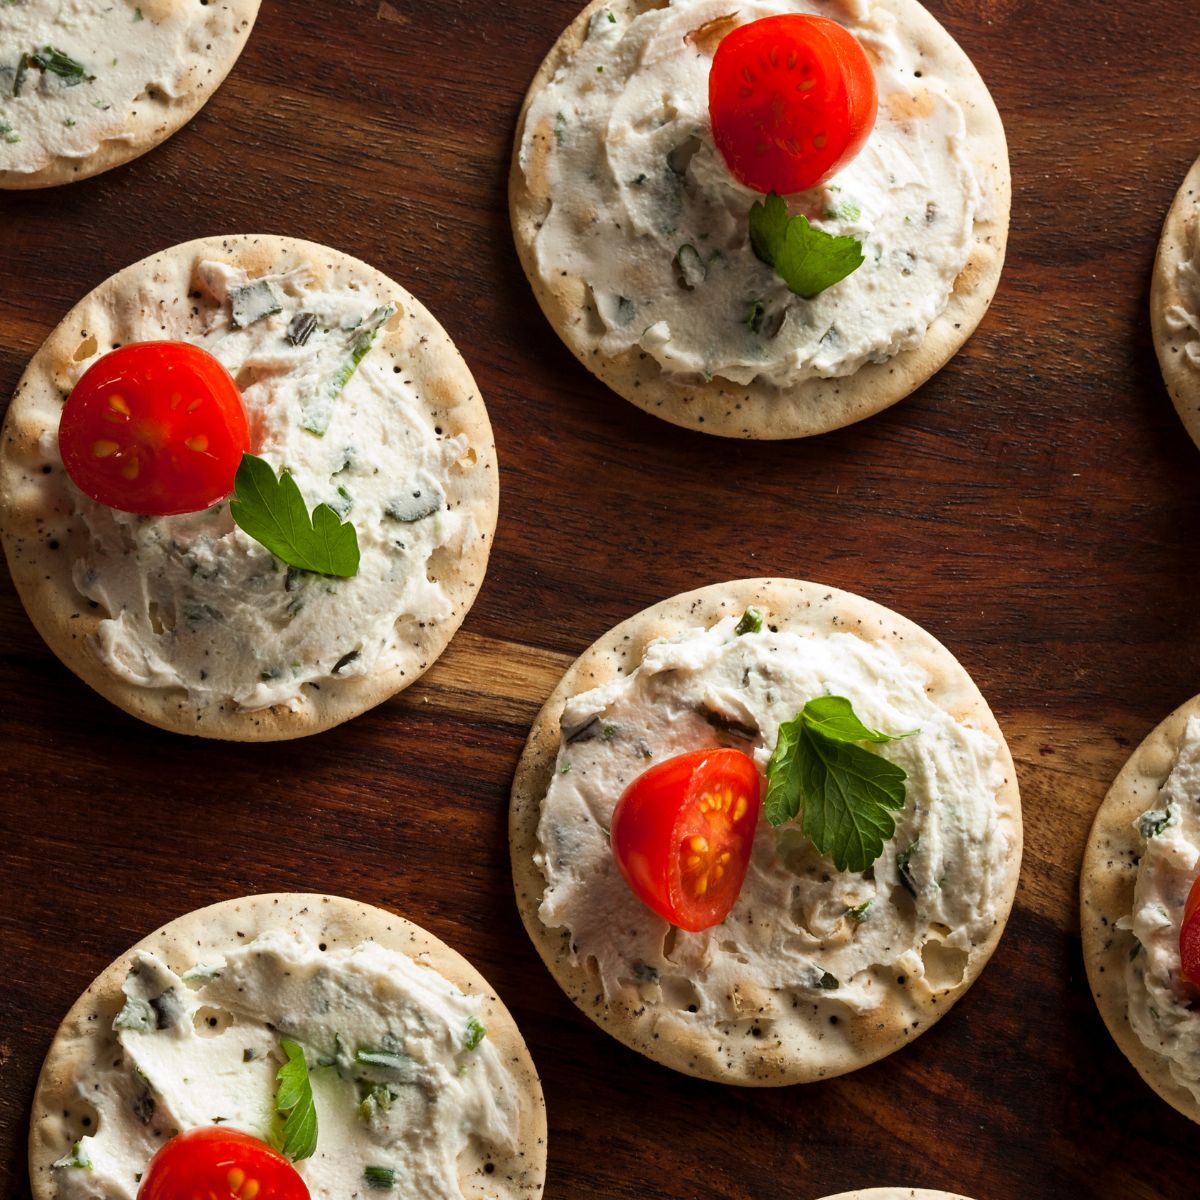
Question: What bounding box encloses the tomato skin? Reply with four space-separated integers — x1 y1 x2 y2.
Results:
1181 875 1200 988
59 342 250 516
611 748 762 932
708 14 878 195
137 1127 310 1200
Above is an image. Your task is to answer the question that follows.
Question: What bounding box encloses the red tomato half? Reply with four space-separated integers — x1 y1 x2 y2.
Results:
138 1127 309 1200
611 748 762 932
1181 875 1200 988
59 342 250 516
708 14 878 195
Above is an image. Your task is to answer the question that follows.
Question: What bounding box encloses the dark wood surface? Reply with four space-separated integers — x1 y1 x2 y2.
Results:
3 1 1200 1197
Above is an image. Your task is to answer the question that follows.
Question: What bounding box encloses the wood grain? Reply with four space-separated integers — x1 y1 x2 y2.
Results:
2 1 1199 1198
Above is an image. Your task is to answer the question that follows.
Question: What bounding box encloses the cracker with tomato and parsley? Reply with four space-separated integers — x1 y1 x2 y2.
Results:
1151 153 1200 450
29 893 547 1200
1081 693 1200 1126
0 0 260 190
0 235 499 739
509 578 1022 1085
509 0 1010 438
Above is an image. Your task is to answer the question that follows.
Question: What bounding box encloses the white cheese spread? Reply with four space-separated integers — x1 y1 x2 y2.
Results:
51 930 520 1200
536 616 1009 1022
62 260 474 711
0 0 230 176
519 0 980 387
1123 715 1200 1102
1164 214 1200 370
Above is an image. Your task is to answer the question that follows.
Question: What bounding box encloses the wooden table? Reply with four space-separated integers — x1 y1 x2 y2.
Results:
2 2 1198 1197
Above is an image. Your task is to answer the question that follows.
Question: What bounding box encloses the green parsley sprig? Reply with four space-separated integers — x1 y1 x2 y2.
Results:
230 453 360 577
764 696 913 872
749 192 864 299
270 1039 318 1161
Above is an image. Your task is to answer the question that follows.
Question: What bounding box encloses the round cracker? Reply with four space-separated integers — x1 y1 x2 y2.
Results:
28 892 547 1200
1080 693 1200 1125
0 0 260 190
509 0 1011 439
818 1191 975 1200
1150 153 1200 450
0 234 499 740
509 578 1022 1084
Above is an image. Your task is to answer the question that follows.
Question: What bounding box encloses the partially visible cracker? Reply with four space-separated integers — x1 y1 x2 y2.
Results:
1151 153 1200 449
819 1191 975 1200
28 893 547 1200
509 578 1022 1085
0 0 260 189
1080 693 1200 1125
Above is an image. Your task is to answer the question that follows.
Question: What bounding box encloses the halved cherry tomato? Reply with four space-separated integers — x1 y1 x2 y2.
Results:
708 14 878 195
59 342 250 515
611 748 762 932
1181 874 1200 988
138 1127 310 1200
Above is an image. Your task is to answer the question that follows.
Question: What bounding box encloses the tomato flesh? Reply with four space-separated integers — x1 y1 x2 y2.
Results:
138 1127 310 1200
1181 875 1200 988
708 14 878 195
611 748 762 932
59 341 250 516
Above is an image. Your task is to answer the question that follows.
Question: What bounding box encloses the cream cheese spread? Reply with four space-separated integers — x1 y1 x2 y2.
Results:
62 259 474 711
1164 214 1200 371
50 930 519 1200
1123 715 1200 1102
535 615 1009 1023
0 0 229 176
519 0 980 387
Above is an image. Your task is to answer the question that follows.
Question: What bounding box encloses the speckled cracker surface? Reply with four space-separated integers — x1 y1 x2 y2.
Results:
1151 153 1200 450
0 0 260 189
509 578 1022 1085
0 234 499 739
1080 693 1200 1126
509 0 1010 439
29 893 547 1200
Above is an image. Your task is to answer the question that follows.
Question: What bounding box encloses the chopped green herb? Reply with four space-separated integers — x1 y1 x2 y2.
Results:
817 971 840 990
896 836 921 898
846 899 873 921
113 995 155 1032
734 607 763 636
632 961 659 983
614 296 637 326
133 6 144 18
180 963 221 986
149 989 183 1030
1138 809 1171 839
230 453 360 577
745 299 764 334
749 192 864 299
52 1140 92 1170
559 760 571 775
270 1039 317 1161
63 118 76 127
764 696 909 872
383 487 442 523
356 1047 411 1073
230 279 283 328
13 53 29 97
0 118 20 144
300 304 394 435
364 1167 397 1190
608 9 616 20
358 1084 395 1121
243 1047 260 1063
463 1016 487 1051
553 111 568 146
31 46 94 86
601 722 618 741
286 311 318 347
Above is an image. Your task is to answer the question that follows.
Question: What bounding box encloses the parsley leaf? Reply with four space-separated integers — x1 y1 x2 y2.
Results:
230 453 359 577
764 696 909 872
463 1016 487 1051
271 1039 318 1161
749 192 864 299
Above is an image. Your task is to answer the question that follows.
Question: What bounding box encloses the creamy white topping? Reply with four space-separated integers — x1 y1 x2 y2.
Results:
536 616 1008 1023
1123 715 1200 1102
52 930 519 1200
0 0 232 175
64 260 473 711
519 0 980 387
1164 215 1200 370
